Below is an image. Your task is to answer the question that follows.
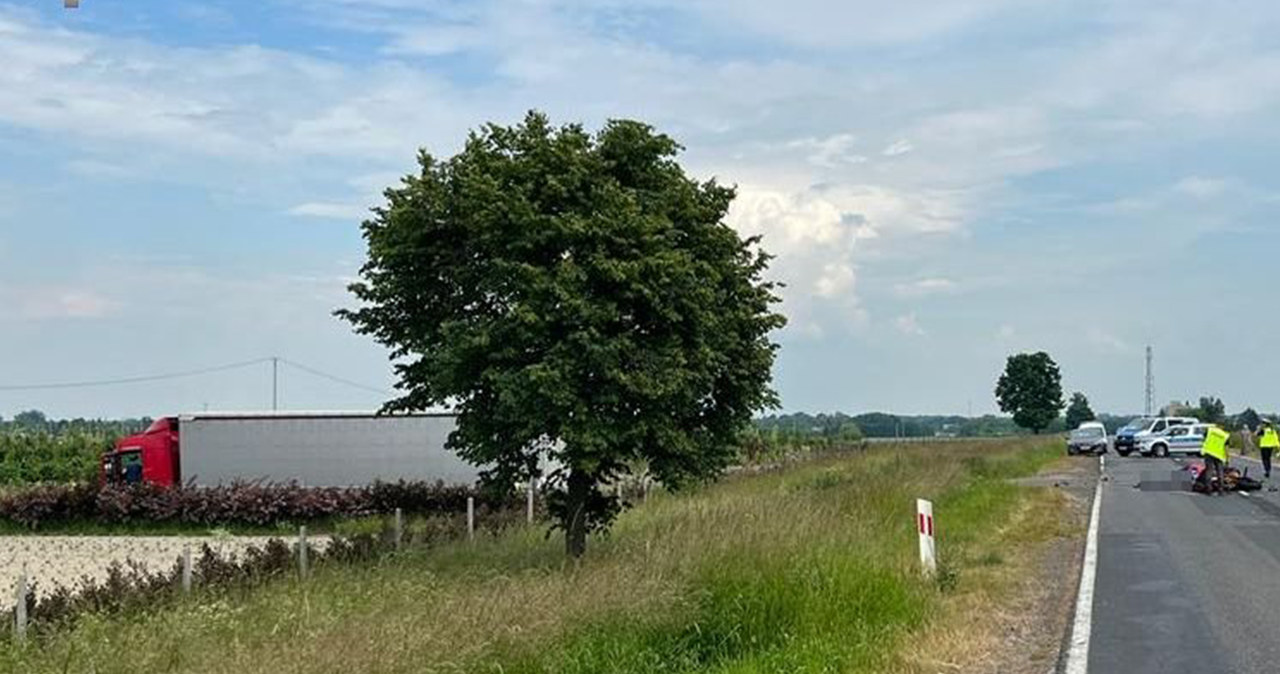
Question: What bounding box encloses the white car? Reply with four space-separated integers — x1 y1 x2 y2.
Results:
1141 422 1211 457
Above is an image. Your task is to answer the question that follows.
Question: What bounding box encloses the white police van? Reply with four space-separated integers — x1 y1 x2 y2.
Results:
1141 423 1211 457
1113 416 1199 457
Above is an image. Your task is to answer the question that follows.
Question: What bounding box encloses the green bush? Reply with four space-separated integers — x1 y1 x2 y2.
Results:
0 431 113 485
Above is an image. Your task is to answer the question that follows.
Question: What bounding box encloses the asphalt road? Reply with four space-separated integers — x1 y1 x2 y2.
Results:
1088 453 1280 673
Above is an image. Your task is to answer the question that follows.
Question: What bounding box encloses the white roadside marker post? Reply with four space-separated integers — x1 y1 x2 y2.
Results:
917 498 937 576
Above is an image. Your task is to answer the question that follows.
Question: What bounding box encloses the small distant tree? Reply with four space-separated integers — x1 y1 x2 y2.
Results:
13 410 47 430
340 112 786 557
1239 408 1262 431
1065 392 1096 430
995 352 1064 434
1197 396 1227 425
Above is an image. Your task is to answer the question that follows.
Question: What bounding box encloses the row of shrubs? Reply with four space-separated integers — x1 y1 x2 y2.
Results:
0 480 524 529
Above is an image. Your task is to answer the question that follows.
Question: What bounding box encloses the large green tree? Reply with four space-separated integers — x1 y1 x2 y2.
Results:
340 112 785 557
1064 392 1096 430
995 352 1064 434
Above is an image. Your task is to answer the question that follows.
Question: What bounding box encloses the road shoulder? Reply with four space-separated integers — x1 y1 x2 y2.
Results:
896 454 1097 674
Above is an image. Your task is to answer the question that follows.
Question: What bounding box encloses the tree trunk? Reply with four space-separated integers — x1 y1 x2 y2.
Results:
565 468 592 558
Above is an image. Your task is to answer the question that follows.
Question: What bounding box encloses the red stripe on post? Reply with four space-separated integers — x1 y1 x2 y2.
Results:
918 513 925 534
927 515 934 537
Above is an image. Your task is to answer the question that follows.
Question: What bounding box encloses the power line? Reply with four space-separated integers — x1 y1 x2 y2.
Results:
0 357 272 391
278 358 395 397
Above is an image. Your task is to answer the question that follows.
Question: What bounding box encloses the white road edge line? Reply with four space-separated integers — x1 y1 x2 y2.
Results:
1064 457 1103 674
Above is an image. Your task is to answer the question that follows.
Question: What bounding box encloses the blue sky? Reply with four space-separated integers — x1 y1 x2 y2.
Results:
1 0 1278 419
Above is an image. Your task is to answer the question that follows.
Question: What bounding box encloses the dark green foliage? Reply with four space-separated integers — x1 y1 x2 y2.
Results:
994 352 1064 434
1196 396 1227 425
340 112 785 556
1239 408 1262 431
1065 392 1096 430
0 415 150 485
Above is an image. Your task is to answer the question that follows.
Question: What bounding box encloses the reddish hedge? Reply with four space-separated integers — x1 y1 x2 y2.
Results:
0 480 520 529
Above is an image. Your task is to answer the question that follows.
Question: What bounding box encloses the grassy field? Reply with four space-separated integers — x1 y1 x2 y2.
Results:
0 438 1067 674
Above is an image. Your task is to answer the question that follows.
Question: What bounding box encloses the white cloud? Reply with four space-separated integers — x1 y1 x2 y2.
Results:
675 0 1037 48
1173 176 1227 200
814 263 855 298
894 312 925 336
882 139 913 157
66 158 133 179
997 324 1016 341
0 286 119 321
788 133 865 168
1086 327 1130 354
288 202 368 220
894 277 957 297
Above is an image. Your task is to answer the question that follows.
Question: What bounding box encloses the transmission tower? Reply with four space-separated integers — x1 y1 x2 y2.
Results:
1144 346 1155 416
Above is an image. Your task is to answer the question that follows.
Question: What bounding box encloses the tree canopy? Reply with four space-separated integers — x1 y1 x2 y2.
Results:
994 352 1064 434
1064 392 1096 430
340 112 785 557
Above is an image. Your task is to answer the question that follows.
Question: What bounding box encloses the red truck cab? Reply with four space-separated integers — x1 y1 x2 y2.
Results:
102 417 181 487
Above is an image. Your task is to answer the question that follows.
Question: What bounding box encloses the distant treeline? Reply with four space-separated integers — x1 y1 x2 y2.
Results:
0 409 151 436
754 411 1151 440
755 412 1027 440
754 409 1277 443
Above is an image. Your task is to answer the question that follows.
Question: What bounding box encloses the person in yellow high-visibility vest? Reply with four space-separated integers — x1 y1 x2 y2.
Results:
1257 420 1280 480
1201 424 1230 495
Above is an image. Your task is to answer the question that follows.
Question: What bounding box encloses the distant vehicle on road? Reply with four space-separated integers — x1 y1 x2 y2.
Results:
1113 416 1199 456
1142 422 1210 457
1067 422 1109 455
102 411 481 488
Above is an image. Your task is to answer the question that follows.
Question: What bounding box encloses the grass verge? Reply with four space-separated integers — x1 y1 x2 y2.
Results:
0 438 1064 674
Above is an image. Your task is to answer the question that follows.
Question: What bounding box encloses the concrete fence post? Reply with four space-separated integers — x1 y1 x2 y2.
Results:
14 566 27 643
467 497 475 541
526 479 536 524
916 499 937 576
298 526 309 580
181 544 192 594
394 508 404 551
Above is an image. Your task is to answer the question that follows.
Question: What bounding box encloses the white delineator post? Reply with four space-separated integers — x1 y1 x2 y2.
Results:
917 498 937 576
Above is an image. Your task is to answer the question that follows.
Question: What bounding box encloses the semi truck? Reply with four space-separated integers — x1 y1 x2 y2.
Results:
102 411 482 487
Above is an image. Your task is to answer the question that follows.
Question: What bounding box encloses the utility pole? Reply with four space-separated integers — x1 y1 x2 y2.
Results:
272 356 279 411
1144 346 1155 417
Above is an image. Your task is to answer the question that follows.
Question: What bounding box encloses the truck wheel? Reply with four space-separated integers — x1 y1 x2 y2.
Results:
1155 444 1169 458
